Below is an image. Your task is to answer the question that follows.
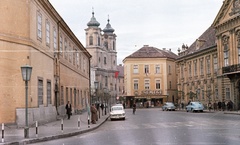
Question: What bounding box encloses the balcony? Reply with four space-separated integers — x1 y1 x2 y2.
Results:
222 64 240 74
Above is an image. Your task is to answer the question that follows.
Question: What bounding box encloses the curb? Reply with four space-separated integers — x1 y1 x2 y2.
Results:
3 116 109 145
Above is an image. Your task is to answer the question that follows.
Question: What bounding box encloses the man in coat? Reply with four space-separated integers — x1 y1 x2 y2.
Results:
91 103 97 124
65 101 72 119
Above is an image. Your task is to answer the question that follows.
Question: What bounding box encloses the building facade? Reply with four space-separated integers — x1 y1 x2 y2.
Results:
123 45 178 108
0 0 91 126
213 0 240 109
85 12 118 106
116 64 125 103
176 27 219 106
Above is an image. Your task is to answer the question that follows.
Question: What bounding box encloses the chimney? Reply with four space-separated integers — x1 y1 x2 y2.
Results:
143 45 149 47
162 48 166 50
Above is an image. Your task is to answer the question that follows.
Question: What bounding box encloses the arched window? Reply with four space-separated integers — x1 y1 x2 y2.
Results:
89 36 93 45
98 36 101 46
113 41 115 50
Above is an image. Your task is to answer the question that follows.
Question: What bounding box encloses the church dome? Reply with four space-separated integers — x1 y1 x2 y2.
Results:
87 12 100 27
103 18 114 33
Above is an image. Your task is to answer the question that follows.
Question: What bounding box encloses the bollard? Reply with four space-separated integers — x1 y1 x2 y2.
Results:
2 123 4 143
78 117 80 130
36 121 38 137
61 119 63 133
88 116 90 128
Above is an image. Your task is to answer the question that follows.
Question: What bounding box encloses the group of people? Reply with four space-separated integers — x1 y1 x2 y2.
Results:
207 100 234 111
65 101 105 123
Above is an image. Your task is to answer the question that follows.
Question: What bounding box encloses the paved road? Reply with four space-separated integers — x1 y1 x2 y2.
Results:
32 108 240 145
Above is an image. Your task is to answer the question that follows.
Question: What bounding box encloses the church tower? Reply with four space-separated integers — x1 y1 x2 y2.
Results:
85 12 118 105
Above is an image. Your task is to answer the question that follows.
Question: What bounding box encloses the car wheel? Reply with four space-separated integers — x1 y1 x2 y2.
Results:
123 118 125 120
191 108 194 113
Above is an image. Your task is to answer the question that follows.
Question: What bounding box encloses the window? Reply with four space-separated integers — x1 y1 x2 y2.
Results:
213 57 218 73
194 61 197 76
134 80 138 90
133 65 138 74
53 28 57 53
168 65 171 74
155 65 160 74
104 57 107 64
69 44 72 63
89 36 93 45
207 58 210 74
64 39 68 59
188 63 192 77
60 35 63 55
226 87 230 100
77 52 79 67
70 88 72 104
200 60 203 75
113 41 115 50
47 81 51 105
98 36 101 46
37 12 42 39
215 88 218 100
46 20 50 46
156 80 160 89
74 88 77 107
83 57 86 72
180 64 184 78
66 87 69 102
169 81 172 89
38 79 43 106
73 48 76 65
144 65 149 74
105 76 108 87
104 41 108 49
60 86 64 105
223 36 229 67
144 79 150 90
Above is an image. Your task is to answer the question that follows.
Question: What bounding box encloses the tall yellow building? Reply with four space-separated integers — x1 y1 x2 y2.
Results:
123 45 178 108
0 0 91 126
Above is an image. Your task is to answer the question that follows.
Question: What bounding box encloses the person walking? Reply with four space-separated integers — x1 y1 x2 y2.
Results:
133 103 136 114
91 103 97 124
65 101 72 119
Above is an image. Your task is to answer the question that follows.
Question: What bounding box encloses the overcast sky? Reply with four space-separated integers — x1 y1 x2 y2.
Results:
49 0 223 64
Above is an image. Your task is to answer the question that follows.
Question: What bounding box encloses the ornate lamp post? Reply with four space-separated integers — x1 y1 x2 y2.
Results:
21 65 32 138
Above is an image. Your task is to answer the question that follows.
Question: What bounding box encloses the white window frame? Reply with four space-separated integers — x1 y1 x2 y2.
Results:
144 79 150 90
37 12 42 40
133 65 138 74
155 64 160 74
46 20 50 46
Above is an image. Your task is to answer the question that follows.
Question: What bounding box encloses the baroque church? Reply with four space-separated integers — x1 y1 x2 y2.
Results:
85 11 118 105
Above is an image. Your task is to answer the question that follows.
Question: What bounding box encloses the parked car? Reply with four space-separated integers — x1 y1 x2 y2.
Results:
110 105 125 121
162 102 176 111
186 102 204 112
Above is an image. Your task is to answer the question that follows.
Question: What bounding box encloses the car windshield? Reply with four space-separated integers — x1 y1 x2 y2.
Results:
166 103 174 106
111 106 123 111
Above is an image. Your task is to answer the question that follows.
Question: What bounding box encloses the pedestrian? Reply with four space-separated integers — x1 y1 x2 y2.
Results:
218 101 222 111
213 101 217 111
181 102 184 110
100 103 104 115
221 101 225 111
133 103 136 114
91 103 97 124
208 101 212 112
65 101 72 119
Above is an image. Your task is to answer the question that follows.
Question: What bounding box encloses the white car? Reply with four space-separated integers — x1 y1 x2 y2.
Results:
110 105 125 121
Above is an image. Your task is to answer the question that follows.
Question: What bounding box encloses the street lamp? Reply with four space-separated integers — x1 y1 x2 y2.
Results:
21 65 32 138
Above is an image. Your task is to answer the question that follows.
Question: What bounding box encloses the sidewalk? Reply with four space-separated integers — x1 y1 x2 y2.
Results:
0 110 109 145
